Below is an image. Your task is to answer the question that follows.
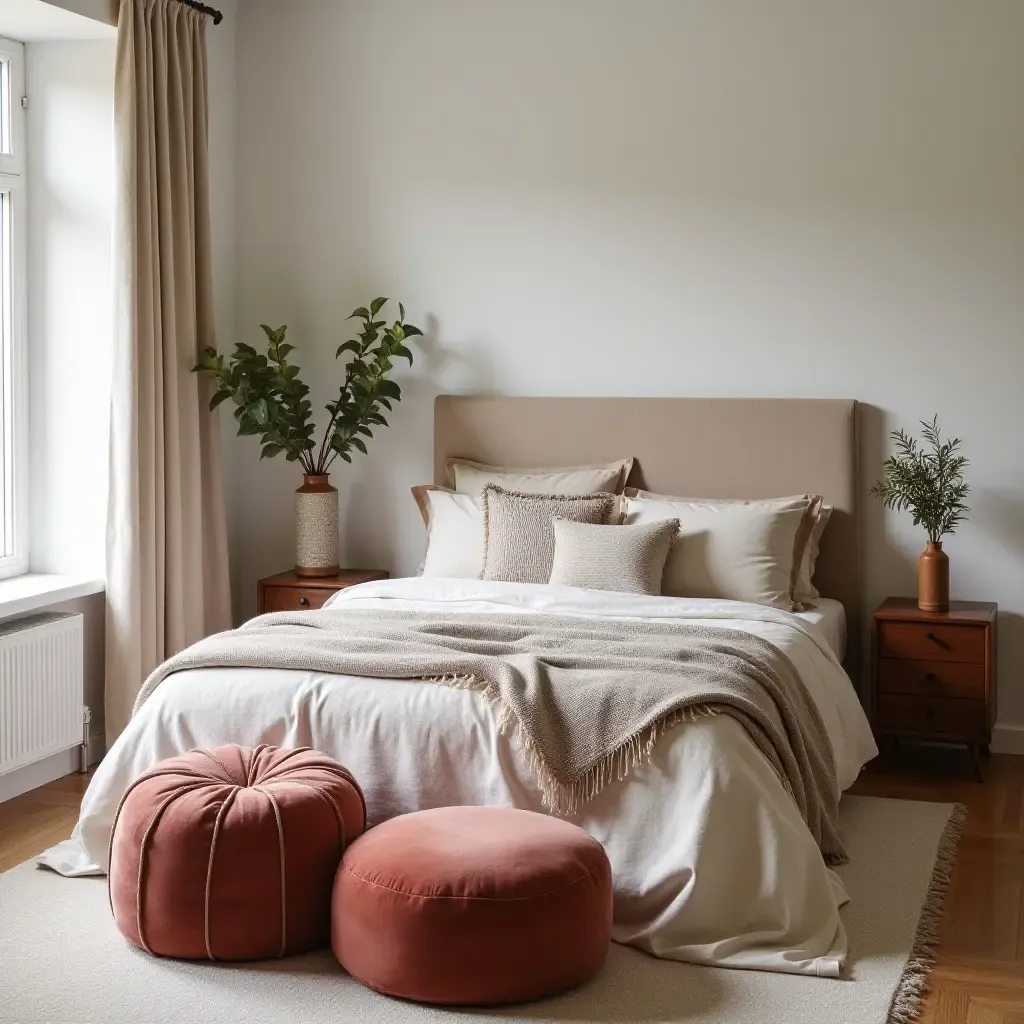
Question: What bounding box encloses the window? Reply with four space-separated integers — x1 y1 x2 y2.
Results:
0 37 27 578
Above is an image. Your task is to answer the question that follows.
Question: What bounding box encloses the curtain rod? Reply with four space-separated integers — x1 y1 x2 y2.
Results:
174 0 224 25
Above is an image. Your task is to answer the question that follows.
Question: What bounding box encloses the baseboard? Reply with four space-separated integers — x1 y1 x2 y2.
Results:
992 722 1024 756
0 730 105 804
85 727 106 767
0 749 81 804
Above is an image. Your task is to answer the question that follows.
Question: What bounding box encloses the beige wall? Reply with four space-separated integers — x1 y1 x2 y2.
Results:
231 0 1024 745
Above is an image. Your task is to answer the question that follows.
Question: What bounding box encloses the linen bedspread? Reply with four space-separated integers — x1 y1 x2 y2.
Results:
40 579 877 978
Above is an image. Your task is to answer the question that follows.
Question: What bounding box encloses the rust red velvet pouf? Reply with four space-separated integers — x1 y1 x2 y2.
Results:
331 806 613 1005
109 745 365 961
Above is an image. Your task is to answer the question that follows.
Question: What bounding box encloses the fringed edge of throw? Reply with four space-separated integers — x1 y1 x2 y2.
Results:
423 673 719 815
886 802 967 1024
560 705 721 814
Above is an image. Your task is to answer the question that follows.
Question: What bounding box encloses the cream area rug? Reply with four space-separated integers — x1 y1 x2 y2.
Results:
0 796 962 1024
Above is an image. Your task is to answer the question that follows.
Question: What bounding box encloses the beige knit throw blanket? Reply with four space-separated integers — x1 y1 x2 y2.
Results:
133 609 845 863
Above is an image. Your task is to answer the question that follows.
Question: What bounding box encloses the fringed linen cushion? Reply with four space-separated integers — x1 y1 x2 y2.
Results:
480 486 618 584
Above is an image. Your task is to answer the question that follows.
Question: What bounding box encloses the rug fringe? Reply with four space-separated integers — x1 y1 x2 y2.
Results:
886 802 967 1024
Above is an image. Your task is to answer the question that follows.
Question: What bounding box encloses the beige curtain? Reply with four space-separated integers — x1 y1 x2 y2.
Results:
107 0 232 744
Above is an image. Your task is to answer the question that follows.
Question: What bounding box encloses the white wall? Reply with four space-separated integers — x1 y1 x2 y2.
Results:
233 0 1024 742
27 40 115 578
1 0 116 42
39 0 116 27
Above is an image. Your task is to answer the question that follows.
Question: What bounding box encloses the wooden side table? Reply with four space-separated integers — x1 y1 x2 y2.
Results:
870 597 997 780
257 569 389 615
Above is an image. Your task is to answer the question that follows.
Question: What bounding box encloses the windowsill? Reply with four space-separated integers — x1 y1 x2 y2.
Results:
0 574 105 619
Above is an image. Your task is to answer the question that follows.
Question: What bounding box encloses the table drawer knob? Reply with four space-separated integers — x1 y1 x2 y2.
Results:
299 596 309 607
925 672 937 682
925 631 937 641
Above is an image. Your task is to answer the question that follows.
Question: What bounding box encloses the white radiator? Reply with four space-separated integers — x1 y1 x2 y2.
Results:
0 613 85 777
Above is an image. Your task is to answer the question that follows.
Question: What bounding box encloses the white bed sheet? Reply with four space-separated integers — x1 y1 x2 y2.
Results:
41 580 877 978
795 597 847 662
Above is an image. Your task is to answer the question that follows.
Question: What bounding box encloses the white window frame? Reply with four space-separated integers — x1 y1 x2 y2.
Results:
0 37 29 579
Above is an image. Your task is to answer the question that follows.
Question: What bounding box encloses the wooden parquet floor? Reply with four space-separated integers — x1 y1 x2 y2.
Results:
0 750 1022 1021
0 770 92 874
852 747 1024 1023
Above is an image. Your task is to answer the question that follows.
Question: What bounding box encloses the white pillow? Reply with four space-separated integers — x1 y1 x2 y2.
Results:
796 502 832 606
629 490 828 607
413 487 484 578
624 495 811 609
448 458 633 498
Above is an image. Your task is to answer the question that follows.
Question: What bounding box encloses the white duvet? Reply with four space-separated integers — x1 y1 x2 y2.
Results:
40 579 877 977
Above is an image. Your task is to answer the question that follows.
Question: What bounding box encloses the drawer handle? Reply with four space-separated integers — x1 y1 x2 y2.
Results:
925 672 937 682
925 631 937 642
299 596 309 607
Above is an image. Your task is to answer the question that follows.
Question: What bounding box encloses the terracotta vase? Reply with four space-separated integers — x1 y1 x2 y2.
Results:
918 541 949 613
295 474 339 578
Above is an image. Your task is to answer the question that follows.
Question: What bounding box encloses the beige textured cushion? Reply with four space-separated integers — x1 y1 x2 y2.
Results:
629 490 825 607
411 486 484 578
624 495 812 609
548 518 679 595
481 486 618 584
449 458 633 498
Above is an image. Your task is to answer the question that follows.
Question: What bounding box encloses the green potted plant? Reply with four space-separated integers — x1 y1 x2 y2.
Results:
870 415 970 612
194 298 421 577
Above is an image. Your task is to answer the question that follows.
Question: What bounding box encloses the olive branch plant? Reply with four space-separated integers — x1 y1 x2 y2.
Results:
193 297 422 476
869 415 971 543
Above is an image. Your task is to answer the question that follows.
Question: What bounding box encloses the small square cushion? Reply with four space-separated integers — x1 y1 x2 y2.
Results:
548 518 679 595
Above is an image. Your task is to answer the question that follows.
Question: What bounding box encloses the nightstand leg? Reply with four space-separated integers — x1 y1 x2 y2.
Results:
981 743 991 758
968 744 984 782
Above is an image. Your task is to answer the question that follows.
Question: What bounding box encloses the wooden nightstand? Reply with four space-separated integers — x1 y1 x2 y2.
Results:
871 597 997 780
257 569 389 615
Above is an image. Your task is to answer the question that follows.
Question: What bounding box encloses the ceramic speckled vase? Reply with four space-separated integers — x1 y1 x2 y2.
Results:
295 474 340 578
918 541 950 612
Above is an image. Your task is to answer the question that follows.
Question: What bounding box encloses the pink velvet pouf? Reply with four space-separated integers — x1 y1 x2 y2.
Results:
109 744 366 961
332 806 613 1005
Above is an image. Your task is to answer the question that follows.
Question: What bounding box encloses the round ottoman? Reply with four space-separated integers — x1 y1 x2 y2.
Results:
331 806 613 1005
109 744 365 961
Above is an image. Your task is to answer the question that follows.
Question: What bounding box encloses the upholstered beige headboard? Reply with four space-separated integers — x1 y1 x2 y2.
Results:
434 395 861 676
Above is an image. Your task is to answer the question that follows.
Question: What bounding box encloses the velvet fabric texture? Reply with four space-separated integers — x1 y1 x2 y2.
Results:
331 806 613 1005
109 745 365 961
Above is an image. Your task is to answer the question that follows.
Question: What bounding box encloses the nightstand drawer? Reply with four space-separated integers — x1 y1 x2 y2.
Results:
877 694 986 740
877 622 985 664
261 587 332 613
257 570 389 616
877 659 986 700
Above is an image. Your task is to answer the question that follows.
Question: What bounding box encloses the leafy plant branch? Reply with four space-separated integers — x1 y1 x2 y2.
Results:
193 297 421 476
870 415 971 543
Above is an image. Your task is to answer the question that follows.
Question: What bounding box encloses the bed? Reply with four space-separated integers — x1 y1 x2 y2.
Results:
41 396 877 978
